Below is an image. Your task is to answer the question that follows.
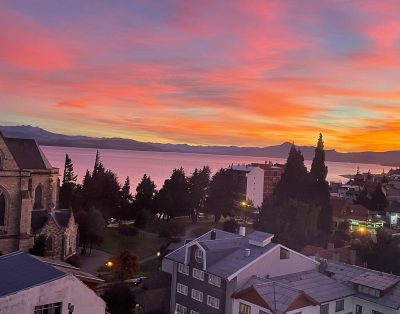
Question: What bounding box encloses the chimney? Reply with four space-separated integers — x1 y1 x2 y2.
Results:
239 226 246 236
327 242 334 250
244 248 251 257
210 229 216 240
350 250 357 265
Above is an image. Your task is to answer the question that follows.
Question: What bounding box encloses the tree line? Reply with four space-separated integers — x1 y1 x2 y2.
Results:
59 152 244 230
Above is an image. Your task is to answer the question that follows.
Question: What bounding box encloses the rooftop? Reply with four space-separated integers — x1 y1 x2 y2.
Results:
0 251 66 298
2 134 52 170
165 229 278 279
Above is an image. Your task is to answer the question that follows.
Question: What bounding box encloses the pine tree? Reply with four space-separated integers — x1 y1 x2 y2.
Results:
188 166 210 223
274 144 308 203
93 151 105 177
310 134 327 184
371 183 388 211
62 154 77 184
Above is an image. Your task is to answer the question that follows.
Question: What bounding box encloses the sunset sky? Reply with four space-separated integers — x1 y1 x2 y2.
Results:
1 1 400 152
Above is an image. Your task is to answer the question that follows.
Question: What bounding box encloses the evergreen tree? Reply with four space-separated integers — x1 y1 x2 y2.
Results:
134 174 156 214
206 168 241 223
371 183 388 211
309 134 332 235
59 154 78 208
188 166 210 223
62 154 77 184
274 144 308 203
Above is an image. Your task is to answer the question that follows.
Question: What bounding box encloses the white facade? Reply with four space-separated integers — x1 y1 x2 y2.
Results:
246 167 265 208
0 275 106 314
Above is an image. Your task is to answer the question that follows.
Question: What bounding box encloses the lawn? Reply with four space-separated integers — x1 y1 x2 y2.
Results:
96 227 169 259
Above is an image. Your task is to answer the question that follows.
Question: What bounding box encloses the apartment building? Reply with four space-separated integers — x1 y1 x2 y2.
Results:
162 228 318 314
162 228 400 314
246 163 284 208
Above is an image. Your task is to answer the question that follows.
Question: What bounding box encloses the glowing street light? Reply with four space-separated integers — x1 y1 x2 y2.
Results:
105 261 113 268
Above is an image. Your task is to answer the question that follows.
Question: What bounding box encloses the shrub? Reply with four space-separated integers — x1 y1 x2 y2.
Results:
118 224 138 236
66 254 82 268
29 235 47 257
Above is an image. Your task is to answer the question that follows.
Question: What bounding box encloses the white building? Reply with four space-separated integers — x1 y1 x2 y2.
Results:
0 251 106 314
162 228 400 314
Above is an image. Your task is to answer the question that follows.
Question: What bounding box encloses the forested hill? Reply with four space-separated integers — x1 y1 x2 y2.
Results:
1 125 399 165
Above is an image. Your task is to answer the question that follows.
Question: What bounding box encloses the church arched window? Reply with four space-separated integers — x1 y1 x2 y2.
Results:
0 151 3 170
33 185 43 209
0 192 5 226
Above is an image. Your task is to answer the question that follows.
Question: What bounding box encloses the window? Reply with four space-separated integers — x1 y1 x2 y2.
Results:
193 268 204 281
33 185 43 209
207 295 220 309
239 302 251 314
355 305 362 314
335 299 344 312
190 311 200 314
34 302 62 314
178 263 189 275
320 304 329 314
208 274 221 287
177 283 188 296
357 285 380 297
0 192 5 226
195 248 204 263
280 247 290 259
175 303 187 314
191 289 203 302
0 154 3 170
372 311 384 314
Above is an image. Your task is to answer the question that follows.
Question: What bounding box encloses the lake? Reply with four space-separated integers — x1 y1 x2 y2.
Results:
41 146 389 189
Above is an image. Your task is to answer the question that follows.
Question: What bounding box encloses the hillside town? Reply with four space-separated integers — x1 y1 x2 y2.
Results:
1 130 400 314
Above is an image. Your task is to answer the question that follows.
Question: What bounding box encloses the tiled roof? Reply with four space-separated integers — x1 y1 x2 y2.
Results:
326 261 400 309
3 136 52 170
165 229 278 279
0 251 66 297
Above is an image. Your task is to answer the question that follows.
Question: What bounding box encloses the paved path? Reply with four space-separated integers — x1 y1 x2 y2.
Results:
79 249 112 275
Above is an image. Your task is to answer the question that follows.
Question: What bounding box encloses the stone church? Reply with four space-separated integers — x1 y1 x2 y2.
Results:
0 132 78 260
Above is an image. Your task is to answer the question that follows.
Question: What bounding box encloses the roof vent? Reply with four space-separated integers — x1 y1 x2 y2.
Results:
244 248 251 257
239 226 246 236
210 229 216 240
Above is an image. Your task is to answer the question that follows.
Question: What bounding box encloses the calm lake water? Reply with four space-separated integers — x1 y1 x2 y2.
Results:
41 146 388 190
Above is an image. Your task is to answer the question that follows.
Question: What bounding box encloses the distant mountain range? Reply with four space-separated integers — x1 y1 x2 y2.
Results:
1 125 400 166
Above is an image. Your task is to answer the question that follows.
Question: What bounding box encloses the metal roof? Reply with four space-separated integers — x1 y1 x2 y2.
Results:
165 229 278 279
272 269 354 303
351 272 399 291
0 251 66 297
326 261 400 309
246 231 274 243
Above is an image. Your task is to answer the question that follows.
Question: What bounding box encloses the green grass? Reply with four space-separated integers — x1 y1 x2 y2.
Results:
96 228 169 259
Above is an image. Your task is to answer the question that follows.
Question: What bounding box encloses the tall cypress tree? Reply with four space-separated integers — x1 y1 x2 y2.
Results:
309 134 332 235
60 154 78 208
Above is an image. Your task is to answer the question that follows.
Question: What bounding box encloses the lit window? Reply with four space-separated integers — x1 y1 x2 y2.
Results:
177 283 188 296
320 304 329 314
178 263 189 275
335 299 344 312
208 274 221 287
191 289 203 302
193 268 204 281
195 248 204 263
239 302 251 314
207 295 220 309
175 303 187 314
34 302 62 314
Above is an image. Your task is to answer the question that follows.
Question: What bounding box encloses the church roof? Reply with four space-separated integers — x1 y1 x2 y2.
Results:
3 135 52 170
54 210 72 228
0 251 66 297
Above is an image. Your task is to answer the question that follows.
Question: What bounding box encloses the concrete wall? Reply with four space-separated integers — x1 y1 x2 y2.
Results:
235 245 318 287
351 296 398 314
246 167 264 208
0 275 106 314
